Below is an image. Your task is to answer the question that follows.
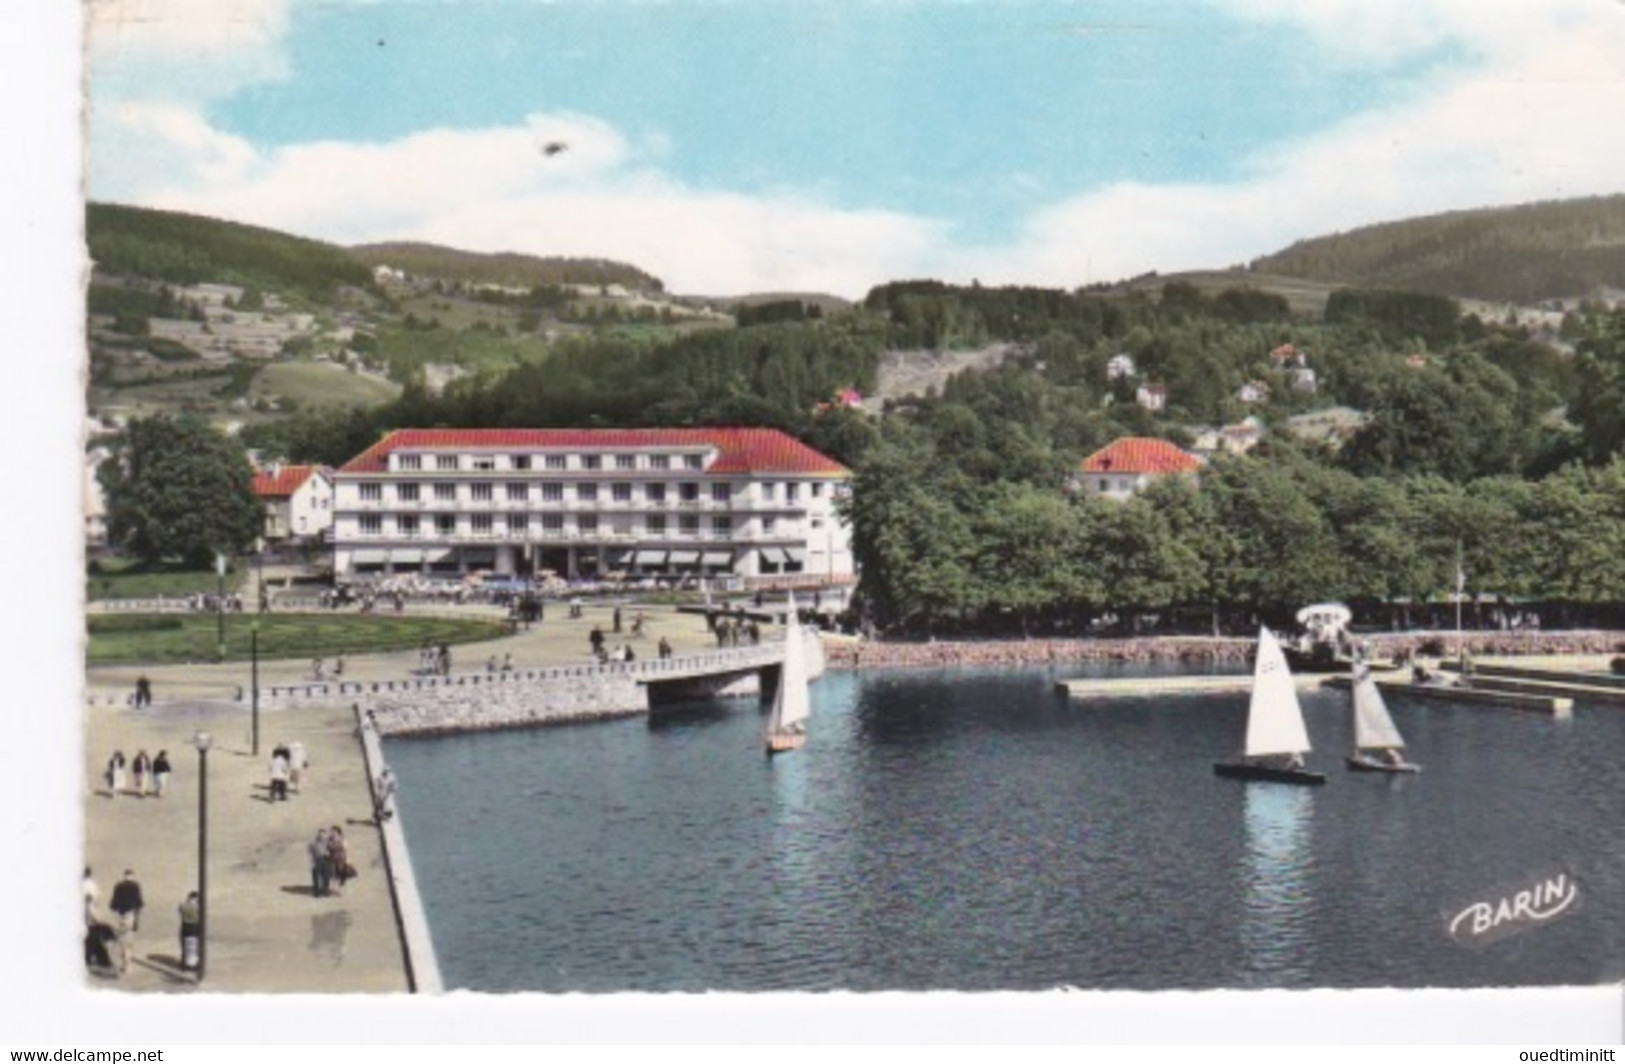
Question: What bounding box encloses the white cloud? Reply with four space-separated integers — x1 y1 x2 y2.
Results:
88 0 293 98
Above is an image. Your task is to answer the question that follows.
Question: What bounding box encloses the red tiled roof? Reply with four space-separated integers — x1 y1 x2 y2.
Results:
1080 437 1201 475
338 428 851 477
252 464 323 498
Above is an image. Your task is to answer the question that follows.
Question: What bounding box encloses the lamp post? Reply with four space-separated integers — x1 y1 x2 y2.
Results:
192 730 212 982
214 553 228 663
250 622 260 756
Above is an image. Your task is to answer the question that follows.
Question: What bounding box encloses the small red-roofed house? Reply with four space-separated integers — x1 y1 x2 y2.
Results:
252 463 334 543
1078 437 1202 500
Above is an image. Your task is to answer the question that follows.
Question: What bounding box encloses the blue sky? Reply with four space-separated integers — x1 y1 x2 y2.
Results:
87 1 1625 295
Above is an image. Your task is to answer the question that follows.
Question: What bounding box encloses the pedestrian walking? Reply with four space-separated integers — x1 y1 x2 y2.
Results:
109 869 144 973
82 867 99 927
309 827 333 897
658 636 672 659
177 892 201 972
438 644 451 676
269 748 291 802
589 626 605 656
327 827 354 893
152 750 171 797
288 740 308 794
613 606 623 634
312 656 325 681
104 751 126 797
373 767 397 823
131 750 150 797
133 675 151 709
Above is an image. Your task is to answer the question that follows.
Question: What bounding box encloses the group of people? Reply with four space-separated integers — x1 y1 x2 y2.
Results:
306 826 356 897
103 748 172 798
268 741 308 802
311 655 345 681
82 867 160 977
713 617 761 648
418 642 453 677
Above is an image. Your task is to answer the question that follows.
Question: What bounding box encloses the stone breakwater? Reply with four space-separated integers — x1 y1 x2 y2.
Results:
822 631 1625 671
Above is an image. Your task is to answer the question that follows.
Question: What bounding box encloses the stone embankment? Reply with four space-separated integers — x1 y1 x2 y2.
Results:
823 631 1625 671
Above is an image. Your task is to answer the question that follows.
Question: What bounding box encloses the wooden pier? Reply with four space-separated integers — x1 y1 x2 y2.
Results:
1320 675 1573 715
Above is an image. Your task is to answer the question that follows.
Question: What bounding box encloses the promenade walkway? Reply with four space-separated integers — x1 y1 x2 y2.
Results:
79 602 740 993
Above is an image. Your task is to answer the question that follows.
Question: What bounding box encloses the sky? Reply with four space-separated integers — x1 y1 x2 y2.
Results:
85 0 1625 298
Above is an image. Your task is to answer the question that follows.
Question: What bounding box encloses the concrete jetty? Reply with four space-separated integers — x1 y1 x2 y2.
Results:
1320 675 1573 715
1055 674 1319 699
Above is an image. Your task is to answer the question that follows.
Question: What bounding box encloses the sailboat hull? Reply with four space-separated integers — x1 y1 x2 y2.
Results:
1345 754 1421 774
766 732 806 756
1214 761 1327 786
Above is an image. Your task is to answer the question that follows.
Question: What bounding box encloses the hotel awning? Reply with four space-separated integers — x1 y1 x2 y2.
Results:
701 551 732 567
350 550 388 564
633 550 668 566
389 549 424 564
605 549 633 567
782 547 807 564
669 550 700 565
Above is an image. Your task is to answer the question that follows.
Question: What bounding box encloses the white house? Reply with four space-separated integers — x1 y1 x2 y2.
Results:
1078 437 1202 500
1238 380 1271 404
252 464 334 543
1135 383 1167 412
1106 353 1137 380
329 427 855 586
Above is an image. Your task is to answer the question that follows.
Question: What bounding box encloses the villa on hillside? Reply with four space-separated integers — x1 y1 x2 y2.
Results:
1106 353 1137 380
1190 416 1265 458
1135 383 1167 412
329 427 854 586
253 463 335 544
1077 437 1202 500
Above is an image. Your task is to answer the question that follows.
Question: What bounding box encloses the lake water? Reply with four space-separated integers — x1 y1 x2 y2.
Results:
383 664 1624 991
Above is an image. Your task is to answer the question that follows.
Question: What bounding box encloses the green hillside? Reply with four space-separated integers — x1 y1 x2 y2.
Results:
350 241 663 292
1250 194 1625 304
87 202 374 300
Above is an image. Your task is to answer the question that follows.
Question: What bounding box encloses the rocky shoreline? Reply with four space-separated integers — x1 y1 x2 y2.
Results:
821 631 1625 671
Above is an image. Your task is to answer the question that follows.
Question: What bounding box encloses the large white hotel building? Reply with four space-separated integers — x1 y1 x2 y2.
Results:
332 427 854 585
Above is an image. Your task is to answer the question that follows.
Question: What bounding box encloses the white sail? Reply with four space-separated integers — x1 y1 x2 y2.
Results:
1351 666 1406 751
770 593 810 732
1244 628 1313 758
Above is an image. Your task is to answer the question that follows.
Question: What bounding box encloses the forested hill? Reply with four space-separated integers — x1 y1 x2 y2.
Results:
1251 194 1625 304
349 242 663 292
87 202 373 300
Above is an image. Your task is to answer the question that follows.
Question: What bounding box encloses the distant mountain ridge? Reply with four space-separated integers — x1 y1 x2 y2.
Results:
1250 194 1625 304
349 241 663 292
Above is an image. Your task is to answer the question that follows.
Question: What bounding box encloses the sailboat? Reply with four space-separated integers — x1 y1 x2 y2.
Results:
1214 627 1326 786
765 592 810 756
1345 663 1421 773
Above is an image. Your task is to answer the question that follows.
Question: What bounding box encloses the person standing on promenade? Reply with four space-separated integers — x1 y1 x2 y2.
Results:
152 750 172 797
288 740 308 794
658 636 672 659
104 751 126 797
109 869 144 973
133 675 151 709
613 606 623 634
327 826 353 894
309 828 333 897
132 750 151 797
373 767 397 823
178 892 201 972
590 625 605 658
82 867 99 926
269 746 291 802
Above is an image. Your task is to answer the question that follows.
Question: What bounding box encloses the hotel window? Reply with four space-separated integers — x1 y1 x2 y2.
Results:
578 515 598 533
711 483 731 503
761 483 776 501
615 454 637 470
645 482 666 503
545 454 567 470
786 483 800 503
436 454 459 471
434 483 457 501
397 454 422 471
471 514 493 535
577 483 598 502
542 514 563 532
581 454 602 470
359 514 382 535
470 482 494 502
435 514 455 535
647 514 667 534
811 517 824 530
679 515 700 535
711 516 732 537
811 483 824 498
649 454 670 470
507 514 527 535
684 454 703 470
511 455 531 471
396 483 420 502
359 483 382 501
679 482 700 502
398 515 420 538
612 483 632 502
762 516 777 535
506 482 528 502
474 456 495 471
541 482 564 502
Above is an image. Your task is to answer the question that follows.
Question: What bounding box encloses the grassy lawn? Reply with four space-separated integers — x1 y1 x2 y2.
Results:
254 360 402 409
87 612 510 666
87 559 249 601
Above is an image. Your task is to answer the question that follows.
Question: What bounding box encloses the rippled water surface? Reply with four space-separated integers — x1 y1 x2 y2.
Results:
384 665 1624 991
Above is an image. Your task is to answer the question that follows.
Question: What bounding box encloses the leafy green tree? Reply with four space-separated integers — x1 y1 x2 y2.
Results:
1568 309 1625 463
99 415 263 566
